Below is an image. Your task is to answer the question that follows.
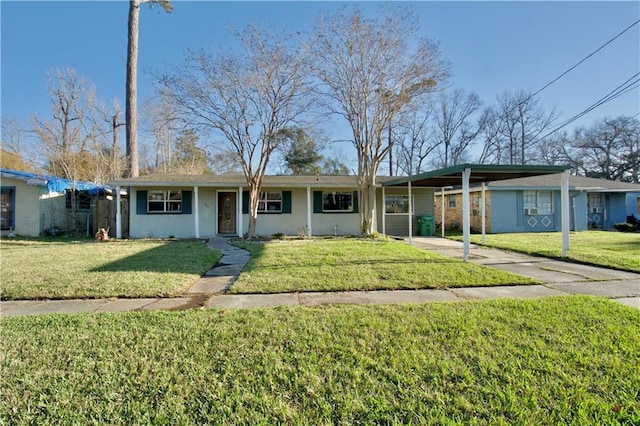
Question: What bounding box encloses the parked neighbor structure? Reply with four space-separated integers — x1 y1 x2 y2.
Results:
110 174 436 239
435 174 640 233
0 168 121 237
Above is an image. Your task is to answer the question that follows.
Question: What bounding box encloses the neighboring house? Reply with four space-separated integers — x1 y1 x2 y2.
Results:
0 169 118 237
110 175 435 238
434 174 640 233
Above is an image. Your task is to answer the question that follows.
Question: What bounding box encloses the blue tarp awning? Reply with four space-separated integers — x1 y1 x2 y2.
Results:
0 168 111 195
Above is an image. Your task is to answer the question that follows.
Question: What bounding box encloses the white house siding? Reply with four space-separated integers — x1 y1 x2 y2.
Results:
1 178 41 236
242 187 362 237
1 178 67 237
129 187 203 239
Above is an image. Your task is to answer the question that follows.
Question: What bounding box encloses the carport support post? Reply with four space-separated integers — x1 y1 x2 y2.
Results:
462 168 471 261
481 182 486 245
408 179 413 245
194 186 200 239
306 186 312 237
441 187 445 238
116 186 122 239
382 186 386 235
238 186 243 237
561 170 570 258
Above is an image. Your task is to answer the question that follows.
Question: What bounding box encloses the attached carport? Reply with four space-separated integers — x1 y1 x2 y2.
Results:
382 164 572 261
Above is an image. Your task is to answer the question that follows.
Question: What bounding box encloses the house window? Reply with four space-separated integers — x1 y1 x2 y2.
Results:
258 192 282 213
587 193 603 213
65 190 92 210
385 195 414 214
524 190 553 215
1 187 15 230
148 190 182 213
448 194 457 209
323 191 353 212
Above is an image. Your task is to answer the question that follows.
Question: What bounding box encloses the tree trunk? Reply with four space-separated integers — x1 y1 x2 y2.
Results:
126 0 140 178
246 183 261 238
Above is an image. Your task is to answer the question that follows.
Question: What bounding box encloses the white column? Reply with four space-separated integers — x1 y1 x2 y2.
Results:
382 186 386 235
441 187 445 238
462 168 471 261
408 180 413 245
194 186 200 239
306 186 312 236
116 186 122 239
481 182 486 245
561 170 570 258
238 186 243 237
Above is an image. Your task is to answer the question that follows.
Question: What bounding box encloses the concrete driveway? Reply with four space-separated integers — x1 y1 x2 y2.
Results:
410 237 640 308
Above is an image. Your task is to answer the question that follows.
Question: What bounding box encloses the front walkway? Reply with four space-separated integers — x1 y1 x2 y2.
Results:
2 237 639 317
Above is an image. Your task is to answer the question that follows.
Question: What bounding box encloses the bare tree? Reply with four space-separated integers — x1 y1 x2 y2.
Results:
573 115 640 182
480 90 557 165
1 117 37 172
311 8 448 234
433 89 483 168
141 93 178 173
85 98 126 183
393 109 437 175
160 25 311 237
32 69 97 234
126 0 172 178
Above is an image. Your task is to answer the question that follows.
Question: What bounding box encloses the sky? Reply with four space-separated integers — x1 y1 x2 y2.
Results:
1 1 639 168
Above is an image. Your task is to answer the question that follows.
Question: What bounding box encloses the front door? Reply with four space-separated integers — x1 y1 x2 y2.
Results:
218 192 237 235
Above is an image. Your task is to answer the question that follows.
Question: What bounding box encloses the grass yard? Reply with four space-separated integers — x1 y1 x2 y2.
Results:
452 231 640 273
230 238 537 294
0 239 220 300
1 296 638 424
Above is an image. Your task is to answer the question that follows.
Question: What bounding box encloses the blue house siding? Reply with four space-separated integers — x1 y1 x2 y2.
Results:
606 193 631 229
625 192 640 216
489 192 520 233
491 190 585 233
572 192 588 231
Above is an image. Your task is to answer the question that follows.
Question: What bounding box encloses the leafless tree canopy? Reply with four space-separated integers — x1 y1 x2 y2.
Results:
479 89 558 165
159 26 312 236
311 7 449 234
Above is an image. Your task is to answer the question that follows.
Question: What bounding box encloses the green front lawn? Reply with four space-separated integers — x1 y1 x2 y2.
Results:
1 297 637 424
453 231 640 272
230 238 536 294
0 239 220 300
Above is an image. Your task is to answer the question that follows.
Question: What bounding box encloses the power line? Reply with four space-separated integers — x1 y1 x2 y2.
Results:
530 19 640 99
536 72 640 141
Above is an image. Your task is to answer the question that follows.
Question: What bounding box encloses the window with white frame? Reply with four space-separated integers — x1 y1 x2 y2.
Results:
385 195 414 214
258 191 282 213
323 191 353 212
587 193 603 213
148 190 182 213
448 194 457 209
523 190 553 215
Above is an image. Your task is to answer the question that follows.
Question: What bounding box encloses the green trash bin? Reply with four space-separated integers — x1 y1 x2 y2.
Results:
417 215 434 236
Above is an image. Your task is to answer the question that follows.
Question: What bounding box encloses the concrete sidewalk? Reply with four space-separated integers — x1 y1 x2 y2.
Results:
2 237 639 317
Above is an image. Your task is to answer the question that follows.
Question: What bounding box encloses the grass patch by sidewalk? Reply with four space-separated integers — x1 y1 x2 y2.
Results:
451 231 640 273
0 238 220 300
230 238 536 294
1 296 638 424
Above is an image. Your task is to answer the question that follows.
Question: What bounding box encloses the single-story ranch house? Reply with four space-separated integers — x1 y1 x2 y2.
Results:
110 174 435 239
435 174 640 233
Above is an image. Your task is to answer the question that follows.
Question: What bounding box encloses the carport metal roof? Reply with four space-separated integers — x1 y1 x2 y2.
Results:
381 164 572 261
382 164 570 187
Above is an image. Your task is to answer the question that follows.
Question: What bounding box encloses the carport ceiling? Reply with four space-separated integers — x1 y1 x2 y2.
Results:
382 163 571 187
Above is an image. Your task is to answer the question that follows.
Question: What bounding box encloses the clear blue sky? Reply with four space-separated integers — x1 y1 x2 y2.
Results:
1 1 639 165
